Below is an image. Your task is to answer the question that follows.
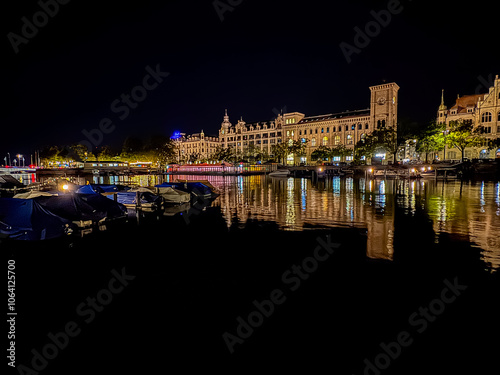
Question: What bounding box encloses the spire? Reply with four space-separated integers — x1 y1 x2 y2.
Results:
221 109 231 128
439 89 447 111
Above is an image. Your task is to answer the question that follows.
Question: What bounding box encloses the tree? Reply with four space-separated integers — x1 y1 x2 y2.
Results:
311 145 331 162
330 144 351 161
39 146 65 166
156 139 177 166
416 122 446 163
271 142 289 164
210 145 234 163
97 146 120 161
445 120 483 161
188 152 201 164
289 139 307 157
244 144 259 163
354 127 398 162
68 144 94 162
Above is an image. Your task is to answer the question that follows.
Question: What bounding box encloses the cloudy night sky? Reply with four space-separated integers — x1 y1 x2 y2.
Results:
2 0 497 159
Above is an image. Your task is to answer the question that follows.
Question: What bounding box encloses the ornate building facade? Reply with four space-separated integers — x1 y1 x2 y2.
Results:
219 82 400 164
219 109 284 158
437 75 500 159
173 130 219 163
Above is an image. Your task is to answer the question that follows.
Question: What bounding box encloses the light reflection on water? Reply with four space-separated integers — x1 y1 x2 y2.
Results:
169 175 498 270
34 173 500 270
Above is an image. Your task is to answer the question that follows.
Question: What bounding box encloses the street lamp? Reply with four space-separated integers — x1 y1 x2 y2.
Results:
7 153 10 166
17 154 23 168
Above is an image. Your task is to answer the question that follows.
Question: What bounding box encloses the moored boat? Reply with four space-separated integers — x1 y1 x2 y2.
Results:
155 186 191 204
269 169 290 177
154 182 217 201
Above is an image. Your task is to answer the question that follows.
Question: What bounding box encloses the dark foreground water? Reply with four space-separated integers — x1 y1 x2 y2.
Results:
5 175 500 374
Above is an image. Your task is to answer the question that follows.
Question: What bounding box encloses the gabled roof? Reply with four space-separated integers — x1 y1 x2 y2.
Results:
449 94 484 113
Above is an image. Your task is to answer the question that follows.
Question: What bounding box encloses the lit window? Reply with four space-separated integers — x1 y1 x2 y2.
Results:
322 136 328 146
311 138 316 146
334 136 340 145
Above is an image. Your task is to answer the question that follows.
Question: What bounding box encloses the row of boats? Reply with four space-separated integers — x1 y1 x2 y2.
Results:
0 180 218 241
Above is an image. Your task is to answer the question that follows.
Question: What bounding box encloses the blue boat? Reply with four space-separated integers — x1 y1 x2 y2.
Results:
36 194 128 223
75 184 130 194
104 188 163 213
0 198 73 240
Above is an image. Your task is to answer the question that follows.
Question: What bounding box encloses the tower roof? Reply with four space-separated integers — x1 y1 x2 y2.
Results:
439 89 447 111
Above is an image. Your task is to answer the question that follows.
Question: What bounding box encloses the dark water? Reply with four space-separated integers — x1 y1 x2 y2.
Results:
173 175 500 271
6 174 500 374
50 173 500 271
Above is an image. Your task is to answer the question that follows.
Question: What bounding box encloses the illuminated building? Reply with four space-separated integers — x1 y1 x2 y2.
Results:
219 82 399 164
219 109 284 158
437 74 500 159
172 130 219 163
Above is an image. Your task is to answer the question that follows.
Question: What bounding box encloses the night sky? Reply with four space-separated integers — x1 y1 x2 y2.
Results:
2 0 498 160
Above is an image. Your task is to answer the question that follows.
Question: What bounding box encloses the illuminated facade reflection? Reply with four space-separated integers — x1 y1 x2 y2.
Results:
198 176 499 270
36 173 500 270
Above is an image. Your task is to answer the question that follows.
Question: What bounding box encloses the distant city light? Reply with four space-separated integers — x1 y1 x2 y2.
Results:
171 131 182 140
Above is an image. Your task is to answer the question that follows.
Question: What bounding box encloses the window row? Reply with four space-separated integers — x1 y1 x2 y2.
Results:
296 124 369 136
481 112 500 123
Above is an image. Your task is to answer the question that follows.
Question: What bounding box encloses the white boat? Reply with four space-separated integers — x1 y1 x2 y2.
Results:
13 191 57 199
269 169 291 177
156 186 191 204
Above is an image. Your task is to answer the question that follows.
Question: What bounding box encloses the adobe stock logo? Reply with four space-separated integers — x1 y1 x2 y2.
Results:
79 64 169 152
339 0 409 64
222 236 340 354
355 277 467 375
7 0 71 54
213 0 243 22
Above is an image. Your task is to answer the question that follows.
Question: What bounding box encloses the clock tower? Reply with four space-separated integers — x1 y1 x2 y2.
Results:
369 82 400 131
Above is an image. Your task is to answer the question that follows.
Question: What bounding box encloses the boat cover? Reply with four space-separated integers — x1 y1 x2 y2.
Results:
0 198 72 240
35 194 127 222
154 182 213 197
105 191 163 206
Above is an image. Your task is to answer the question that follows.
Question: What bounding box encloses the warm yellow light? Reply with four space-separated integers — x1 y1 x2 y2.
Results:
62 184 69 190
319 168 323 172
428 167 432 170
421 167 425 171
411 169 415 173
368 169 373 173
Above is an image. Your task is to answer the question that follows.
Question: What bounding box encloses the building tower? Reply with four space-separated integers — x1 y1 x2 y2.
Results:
369 82 400 131
219 109 231 148
437 89 448 124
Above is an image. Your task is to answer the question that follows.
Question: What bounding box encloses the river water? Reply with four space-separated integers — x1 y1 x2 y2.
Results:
8 172 500 373
173 175 500 271
33 173 500 271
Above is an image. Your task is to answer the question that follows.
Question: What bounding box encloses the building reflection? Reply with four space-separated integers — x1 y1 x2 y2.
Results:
34 172 500 270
